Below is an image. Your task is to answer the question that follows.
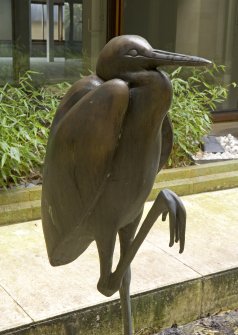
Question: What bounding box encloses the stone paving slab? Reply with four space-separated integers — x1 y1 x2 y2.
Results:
0 188 237 334
0 222 197 327
145 188 238 275
0 287 32 332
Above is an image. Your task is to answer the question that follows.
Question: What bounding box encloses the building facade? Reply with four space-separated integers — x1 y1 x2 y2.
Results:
0 0 237 111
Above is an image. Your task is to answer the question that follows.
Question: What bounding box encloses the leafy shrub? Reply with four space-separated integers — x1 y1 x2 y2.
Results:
0 65 235 188
167 64 235 167
0 71 70 189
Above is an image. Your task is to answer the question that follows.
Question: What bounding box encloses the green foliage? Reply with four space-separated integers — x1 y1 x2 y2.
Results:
0 71 70 188
0 65 235 188
167 64 234 167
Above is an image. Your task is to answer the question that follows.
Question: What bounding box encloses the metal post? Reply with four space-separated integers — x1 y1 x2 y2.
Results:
46 0 54 62
69 0 74 46
11 0 31 81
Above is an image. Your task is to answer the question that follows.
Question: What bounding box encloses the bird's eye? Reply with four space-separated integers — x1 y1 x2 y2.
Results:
127 49 138 57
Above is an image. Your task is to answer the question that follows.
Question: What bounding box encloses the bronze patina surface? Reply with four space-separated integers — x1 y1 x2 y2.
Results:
41 35 211 335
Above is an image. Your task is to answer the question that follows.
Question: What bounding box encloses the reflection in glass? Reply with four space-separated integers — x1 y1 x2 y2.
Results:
122 0 238 111
0 0 13 83
29 0 107 82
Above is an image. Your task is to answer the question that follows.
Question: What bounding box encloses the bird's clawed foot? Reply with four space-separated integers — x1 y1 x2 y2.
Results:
159 189 186 253
96 188 186 299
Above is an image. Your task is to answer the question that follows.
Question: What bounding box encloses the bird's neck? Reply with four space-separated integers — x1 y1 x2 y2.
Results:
120 69 167 87
124 69 173 128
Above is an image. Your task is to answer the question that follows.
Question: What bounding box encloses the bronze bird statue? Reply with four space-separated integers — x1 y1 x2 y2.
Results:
41 35 211 335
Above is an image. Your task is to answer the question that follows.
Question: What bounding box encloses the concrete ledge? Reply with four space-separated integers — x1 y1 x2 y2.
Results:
201 269 238 316
2 268 237 335
149 170 238 200
0 186 42 206
0 160 238 226
157 159 238 181
0 200 41 227
149 160 238 200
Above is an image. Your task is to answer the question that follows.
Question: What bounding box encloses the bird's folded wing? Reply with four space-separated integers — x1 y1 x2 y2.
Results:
42 78 129 238
158 114 173 172
51 75 103 130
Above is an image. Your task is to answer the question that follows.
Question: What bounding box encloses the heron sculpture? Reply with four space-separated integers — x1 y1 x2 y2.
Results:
42 35 211 335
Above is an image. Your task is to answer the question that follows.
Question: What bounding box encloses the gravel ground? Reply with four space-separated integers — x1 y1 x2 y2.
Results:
136 310 238 335
193 134 238 161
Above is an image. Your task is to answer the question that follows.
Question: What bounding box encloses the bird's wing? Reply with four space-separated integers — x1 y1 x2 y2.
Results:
42 78 129 260
51 74 103 130
158 114 173 172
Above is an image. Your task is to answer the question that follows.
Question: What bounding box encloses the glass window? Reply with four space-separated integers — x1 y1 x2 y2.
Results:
31 4 45 40
0 0 13 83
31 2 65 41
64 2 82 42
0 0 12 46
29 0 107 82
64 2 83 58
122 0 238 111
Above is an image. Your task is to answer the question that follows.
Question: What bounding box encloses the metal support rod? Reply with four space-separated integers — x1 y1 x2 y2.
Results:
46 0 54 62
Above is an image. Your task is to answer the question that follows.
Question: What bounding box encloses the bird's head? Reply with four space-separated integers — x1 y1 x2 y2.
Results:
96 35 211 81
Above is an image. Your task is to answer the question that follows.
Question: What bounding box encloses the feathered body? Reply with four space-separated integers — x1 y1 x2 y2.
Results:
42 68 173 265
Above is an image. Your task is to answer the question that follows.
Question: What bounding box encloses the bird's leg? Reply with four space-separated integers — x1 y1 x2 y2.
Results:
100 189 186 296
118 215 142 335
96 231 117 296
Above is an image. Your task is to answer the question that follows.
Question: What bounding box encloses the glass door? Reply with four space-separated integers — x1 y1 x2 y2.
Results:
30 0 107 82
0 0 13 84
122 0 238 112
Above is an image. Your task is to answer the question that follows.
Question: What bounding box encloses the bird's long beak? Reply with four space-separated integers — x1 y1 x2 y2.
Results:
152 49 211 66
